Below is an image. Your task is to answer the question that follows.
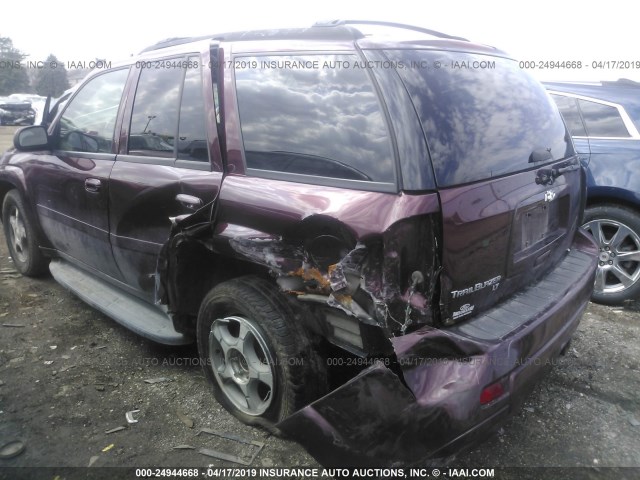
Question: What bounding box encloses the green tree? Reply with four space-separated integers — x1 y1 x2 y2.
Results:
0 36 30 95
34 54 70 97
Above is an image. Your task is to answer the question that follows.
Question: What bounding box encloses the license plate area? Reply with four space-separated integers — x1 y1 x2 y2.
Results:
520 203 551 249
512 195 567 265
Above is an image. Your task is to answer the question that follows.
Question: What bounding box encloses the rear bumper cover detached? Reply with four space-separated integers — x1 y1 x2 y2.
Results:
277 230 598 467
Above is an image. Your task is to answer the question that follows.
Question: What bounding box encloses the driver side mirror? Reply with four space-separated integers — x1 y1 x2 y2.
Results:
13 126 49 151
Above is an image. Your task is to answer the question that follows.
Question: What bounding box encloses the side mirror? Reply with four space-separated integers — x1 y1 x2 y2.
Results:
14 126 49 151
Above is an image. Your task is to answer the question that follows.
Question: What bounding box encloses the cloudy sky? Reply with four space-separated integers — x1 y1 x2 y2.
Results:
2 0 637 82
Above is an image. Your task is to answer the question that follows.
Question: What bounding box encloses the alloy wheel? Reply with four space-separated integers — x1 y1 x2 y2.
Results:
8 206 29 264
583 218 640 295
208 315 275 416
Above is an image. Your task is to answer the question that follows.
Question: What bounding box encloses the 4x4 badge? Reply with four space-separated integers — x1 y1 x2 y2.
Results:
544 190 556 202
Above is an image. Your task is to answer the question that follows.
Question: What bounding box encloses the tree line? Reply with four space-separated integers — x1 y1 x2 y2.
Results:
0 36 70 97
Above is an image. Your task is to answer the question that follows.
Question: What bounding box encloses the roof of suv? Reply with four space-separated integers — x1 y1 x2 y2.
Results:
139 20 508 58
545 79 640 107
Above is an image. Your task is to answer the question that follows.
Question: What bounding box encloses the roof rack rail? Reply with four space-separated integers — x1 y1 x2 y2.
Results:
140 26 364 54
603 78 640 88
313 20 469 42
140 35 213 53
140 20 468 54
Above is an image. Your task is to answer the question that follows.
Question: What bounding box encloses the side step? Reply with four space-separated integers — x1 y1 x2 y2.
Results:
49 260 192 345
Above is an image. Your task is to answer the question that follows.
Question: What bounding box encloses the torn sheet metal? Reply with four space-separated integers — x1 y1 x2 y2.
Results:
277 362 438 467
275 321 500 467
276 361 495 467
226 224 440 338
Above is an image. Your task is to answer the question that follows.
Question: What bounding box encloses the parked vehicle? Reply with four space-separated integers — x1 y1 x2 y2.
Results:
8 94 47 125
0 21 597 466
546 80 640 304
0 97 36 126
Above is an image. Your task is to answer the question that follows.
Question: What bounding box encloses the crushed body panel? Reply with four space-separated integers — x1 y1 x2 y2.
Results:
276 231 597 466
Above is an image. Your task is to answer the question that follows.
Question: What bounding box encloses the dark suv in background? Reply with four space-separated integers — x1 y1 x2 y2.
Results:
1 21 597 466
547 80 640 304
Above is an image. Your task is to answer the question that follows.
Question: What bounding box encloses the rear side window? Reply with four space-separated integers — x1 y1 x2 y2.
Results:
385 50 572 187
550 94 587 137
578 99 630 138
234 54 395 186
56 68 129 153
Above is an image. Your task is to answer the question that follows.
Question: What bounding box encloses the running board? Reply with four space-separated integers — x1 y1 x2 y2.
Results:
49 260 192 345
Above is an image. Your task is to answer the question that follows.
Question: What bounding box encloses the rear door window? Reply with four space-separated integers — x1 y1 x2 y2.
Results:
384 50 572 187
234 54 395 189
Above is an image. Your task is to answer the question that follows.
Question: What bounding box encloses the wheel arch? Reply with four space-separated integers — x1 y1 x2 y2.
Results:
0 174 52 250
0 164 33 217
163 237 273 336
0 172 27 223
586 187 640 215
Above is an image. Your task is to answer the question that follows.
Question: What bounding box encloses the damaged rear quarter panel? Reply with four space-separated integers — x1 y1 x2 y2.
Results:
215 175 443 339
162 174 443 348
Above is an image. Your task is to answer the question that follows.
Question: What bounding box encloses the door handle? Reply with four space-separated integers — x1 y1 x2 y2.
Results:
85 178 102 193
175 194 203 210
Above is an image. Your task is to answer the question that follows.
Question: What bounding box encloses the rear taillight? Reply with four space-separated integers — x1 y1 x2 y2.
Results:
480 380 506 405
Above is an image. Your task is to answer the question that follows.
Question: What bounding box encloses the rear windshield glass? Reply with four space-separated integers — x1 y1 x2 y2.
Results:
385 50 573 187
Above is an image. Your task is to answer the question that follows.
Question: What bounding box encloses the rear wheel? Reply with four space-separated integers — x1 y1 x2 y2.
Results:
197 276 327 430
582 204 640 304
2 190 48 276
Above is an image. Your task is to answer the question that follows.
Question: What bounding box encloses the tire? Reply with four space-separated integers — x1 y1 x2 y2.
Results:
197 276 327 430
582 204 640 305
2 190 48 276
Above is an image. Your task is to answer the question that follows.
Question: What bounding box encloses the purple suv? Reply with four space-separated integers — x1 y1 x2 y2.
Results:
0 21 597 466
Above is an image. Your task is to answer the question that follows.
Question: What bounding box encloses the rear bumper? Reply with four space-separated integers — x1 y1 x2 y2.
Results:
277 229 598 467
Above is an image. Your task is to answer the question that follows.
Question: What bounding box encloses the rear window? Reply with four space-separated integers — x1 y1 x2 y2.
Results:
385 50 573 187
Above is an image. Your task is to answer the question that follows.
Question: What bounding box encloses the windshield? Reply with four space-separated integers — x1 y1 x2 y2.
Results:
384 50 573 187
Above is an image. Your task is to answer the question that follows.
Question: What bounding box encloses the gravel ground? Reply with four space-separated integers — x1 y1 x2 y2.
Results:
1 125 639 480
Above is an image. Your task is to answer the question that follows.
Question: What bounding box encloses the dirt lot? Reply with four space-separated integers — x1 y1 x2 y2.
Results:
0 125 639 479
